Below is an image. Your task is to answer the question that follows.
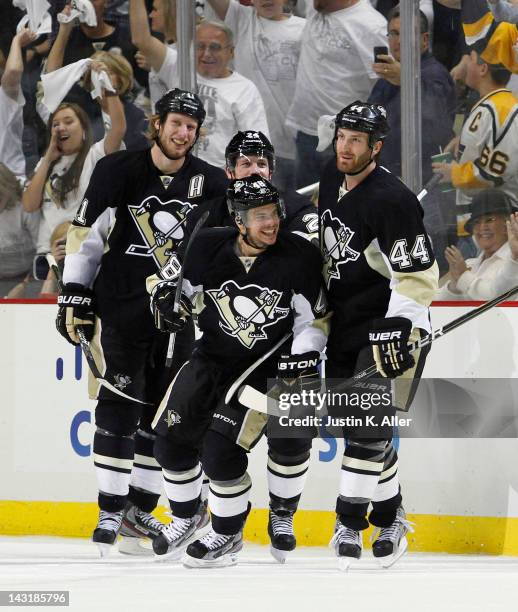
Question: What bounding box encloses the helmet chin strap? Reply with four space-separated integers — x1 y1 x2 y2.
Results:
236 219 266 251
345 149 375 177
242 232 264 250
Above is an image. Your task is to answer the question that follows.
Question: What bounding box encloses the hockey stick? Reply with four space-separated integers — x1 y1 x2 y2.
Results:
165 210 210 367
237 285 518 412
297 181 319 197
126 214 191 256
349 284 518 384
416 173 441 202
224 331 292 405
49 254 150 404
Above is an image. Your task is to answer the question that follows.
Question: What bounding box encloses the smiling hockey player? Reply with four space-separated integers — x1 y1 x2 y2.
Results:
319 101 438 569
56 88 227 556
147 175 328 566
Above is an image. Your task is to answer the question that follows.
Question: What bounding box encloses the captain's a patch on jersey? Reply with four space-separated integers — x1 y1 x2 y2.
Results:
207 280 290 349
321 209 360 288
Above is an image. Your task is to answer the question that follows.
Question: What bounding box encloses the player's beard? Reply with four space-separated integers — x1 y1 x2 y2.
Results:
157 131 193 160
336 148 373 175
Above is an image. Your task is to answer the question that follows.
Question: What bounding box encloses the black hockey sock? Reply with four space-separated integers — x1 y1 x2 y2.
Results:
269 492 299 513
168 495 201 519
98 492 127 513
128 485 161 514
211 502 252 536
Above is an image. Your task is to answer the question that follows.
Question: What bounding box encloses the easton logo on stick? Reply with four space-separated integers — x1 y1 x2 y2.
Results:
207 280 290 349
321 209 360 288
126 195 197 268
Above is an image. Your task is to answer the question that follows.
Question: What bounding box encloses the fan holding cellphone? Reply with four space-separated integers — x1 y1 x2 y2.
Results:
373 43 400 85
374 46 389 63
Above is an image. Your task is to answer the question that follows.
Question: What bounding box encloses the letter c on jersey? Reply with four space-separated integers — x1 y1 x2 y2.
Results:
70 410 91 457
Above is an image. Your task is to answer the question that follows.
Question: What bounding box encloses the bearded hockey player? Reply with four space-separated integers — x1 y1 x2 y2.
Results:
56 88 228 556
186 130 318 242
147 175 328 566
319 101 438 569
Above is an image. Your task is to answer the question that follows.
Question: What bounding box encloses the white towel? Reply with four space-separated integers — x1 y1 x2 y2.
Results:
316 114 336 152
57 0 97 27
41 59 92 113
90 70 116 100
14 0 52 35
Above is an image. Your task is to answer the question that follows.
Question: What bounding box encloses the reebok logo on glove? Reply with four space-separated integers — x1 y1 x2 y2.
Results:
369 330 402 341
58 295 93 307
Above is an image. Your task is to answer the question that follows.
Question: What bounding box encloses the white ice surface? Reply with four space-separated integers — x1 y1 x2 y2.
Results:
1 537 517 612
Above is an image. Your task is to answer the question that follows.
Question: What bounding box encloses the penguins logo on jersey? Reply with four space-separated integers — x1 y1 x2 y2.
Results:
114 374 132 390
321 209 360 288
166 410 181 427
126 195 197 268
207 280 290 349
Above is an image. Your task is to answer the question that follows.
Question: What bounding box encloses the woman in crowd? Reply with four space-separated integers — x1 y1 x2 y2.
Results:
22 93 125 256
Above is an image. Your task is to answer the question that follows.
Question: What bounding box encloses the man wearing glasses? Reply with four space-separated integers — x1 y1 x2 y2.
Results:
130 1 269 167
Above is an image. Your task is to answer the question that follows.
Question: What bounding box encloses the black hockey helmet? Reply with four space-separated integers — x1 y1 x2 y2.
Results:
334 101 389 148
225 131 275 171
155 88 206 127
227 174 286 221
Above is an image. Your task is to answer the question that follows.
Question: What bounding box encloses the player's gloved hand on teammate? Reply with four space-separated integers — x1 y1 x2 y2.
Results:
276 350 321 394
151 281 193 333
369 316 415 378
56 283 95 346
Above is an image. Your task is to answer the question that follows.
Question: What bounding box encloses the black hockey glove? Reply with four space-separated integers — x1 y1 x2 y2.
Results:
277 350 321 394
369 317 415 379
56 283 95 346
151 282 193 333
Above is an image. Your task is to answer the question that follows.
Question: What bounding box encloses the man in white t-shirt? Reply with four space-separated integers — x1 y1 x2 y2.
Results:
130 0 269 167
195 20 270 167
286 0 387 188
206 0 306 190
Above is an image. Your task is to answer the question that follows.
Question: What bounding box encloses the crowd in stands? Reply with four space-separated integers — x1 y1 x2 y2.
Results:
2 0 518 302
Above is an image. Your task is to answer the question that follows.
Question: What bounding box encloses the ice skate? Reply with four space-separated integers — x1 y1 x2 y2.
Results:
118 502 165 556
152 499 209 561
329 518 362 571
92 509 124 558
371 506 414 568
183 527 243 568
268 508 296 564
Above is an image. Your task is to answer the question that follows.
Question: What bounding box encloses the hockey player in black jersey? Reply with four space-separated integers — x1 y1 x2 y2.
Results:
319 102 438 569
147 175 328 566
56 88 228 556
186 130 319 242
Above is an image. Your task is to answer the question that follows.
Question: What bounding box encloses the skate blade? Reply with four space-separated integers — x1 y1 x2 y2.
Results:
153 521 212 562
375 536 408 569
337 555 361 572
154 543 190 562
182 552 239 569
269 546 289 564
118 536 154 556
95 543 113 558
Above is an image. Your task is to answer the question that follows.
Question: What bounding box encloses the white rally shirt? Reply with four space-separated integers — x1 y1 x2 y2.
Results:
33 139 108 254
286 0 387 136
225 1 305 160
154 46 269 167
